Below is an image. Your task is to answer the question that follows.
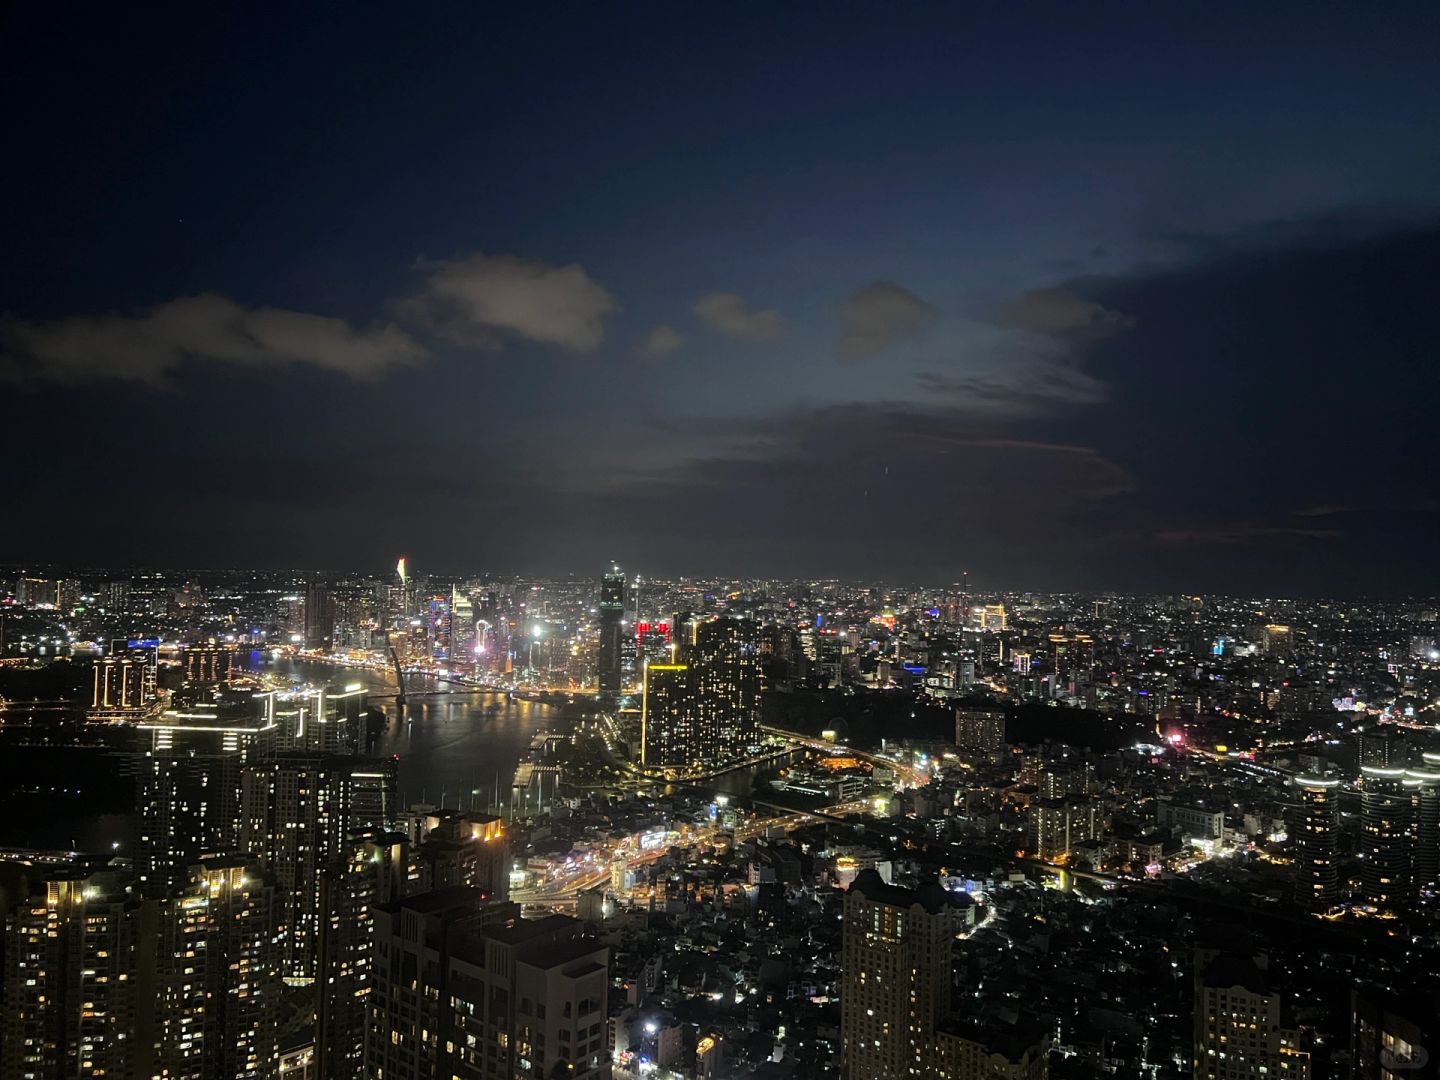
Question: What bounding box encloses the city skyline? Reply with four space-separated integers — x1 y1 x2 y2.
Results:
4 5 1439 593
8 7 1440 1079
2 562 1439 1078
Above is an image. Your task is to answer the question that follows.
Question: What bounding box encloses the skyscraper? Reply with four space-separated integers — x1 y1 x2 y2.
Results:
91 652 153 713
1408 755 1440 893
410 810 511 897
597 565 625 702
640 619 760 772
954 707 1006 761
134 705 277 893
1359 765 1412 909
0 853 280 1080
303 580 335 652
839 869 975 1080
367 892 611 1080
239 753 398 981
641 662 693 770
450 585 476 668
315 829 409 1080
1289 775 1339 906
1351 983 1438 1080
1193 948 1311 1080
689 618 761 763
183 643 235 685
0 861 136 1079
179 855 281 1080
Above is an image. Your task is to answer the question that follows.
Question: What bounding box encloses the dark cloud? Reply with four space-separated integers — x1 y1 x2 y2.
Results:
693 292 787 340
988 287 1132 338
838 281 938 358
399 253 617 351
1033 215 1440 592
0 294 426 385
638 324 683 357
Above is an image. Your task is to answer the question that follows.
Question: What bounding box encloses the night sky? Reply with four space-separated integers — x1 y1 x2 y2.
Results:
4 4 1438 593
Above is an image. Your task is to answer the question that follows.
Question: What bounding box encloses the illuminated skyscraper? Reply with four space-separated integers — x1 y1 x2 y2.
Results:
689 618 761 763
134 705 277 893
367 895 610 1080
1360 766 1412 908
1193 948 1311 1080
169 855 280 1080
0 862 136 1079
980 603 1008 631
0 854 280 1080
1290 775 1339 906
954 708 1006 761
597 565 625 701
304 580 335 651
840 870 976 1080
239 754 397 981
1408 754 1440 893
183 643 235 685
1262 623 1294 657
268 685 366 755
640 619 761 771
409 810 510 898
91 652 153 713
315 830 409 1080
641 662 693 770
450 586 475 668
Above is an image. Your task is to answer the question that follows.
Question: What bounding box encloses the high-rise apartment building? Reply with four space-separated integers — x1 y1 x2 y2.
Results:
954 708 1006 761
1261 624 1294 657
1289 775 1339 906
1351 983 1438 1080
597 565 626 701
410 810 511 897
1357 728 1406 770
640 619 760 772
0 853 279 1080
839 869 975 1080
179 855 280 1080
315 829 409 1080
688 618 761 762
183 643 236 685
1409 754 1440 893
134 706 277 892
448 912 611 1080
304 581 335 651
0 861 136 1080
239 753 397 981
91 652 153 713
1027 796 1101 862
641 662 693 770
1193 948 1311 1080
367 891 611 1080
1359 766 1412 908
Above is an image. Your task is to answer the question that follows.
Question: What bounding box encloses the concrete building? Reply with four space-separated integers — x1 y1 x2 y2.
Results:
840 869 975 1080
1193 949 1311 1080
954 708 1006 761
239 753 397 981
1157 798 1226 841
1289 776 1339 906
367 890 610 1080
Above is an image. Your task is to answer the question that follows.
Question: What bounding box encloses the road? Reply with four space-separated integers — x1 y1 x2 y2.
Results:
511 808 833 907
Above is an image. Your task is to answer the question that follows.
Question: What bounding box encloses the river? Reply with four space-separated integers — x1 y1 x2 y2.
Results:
251 656 570 814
